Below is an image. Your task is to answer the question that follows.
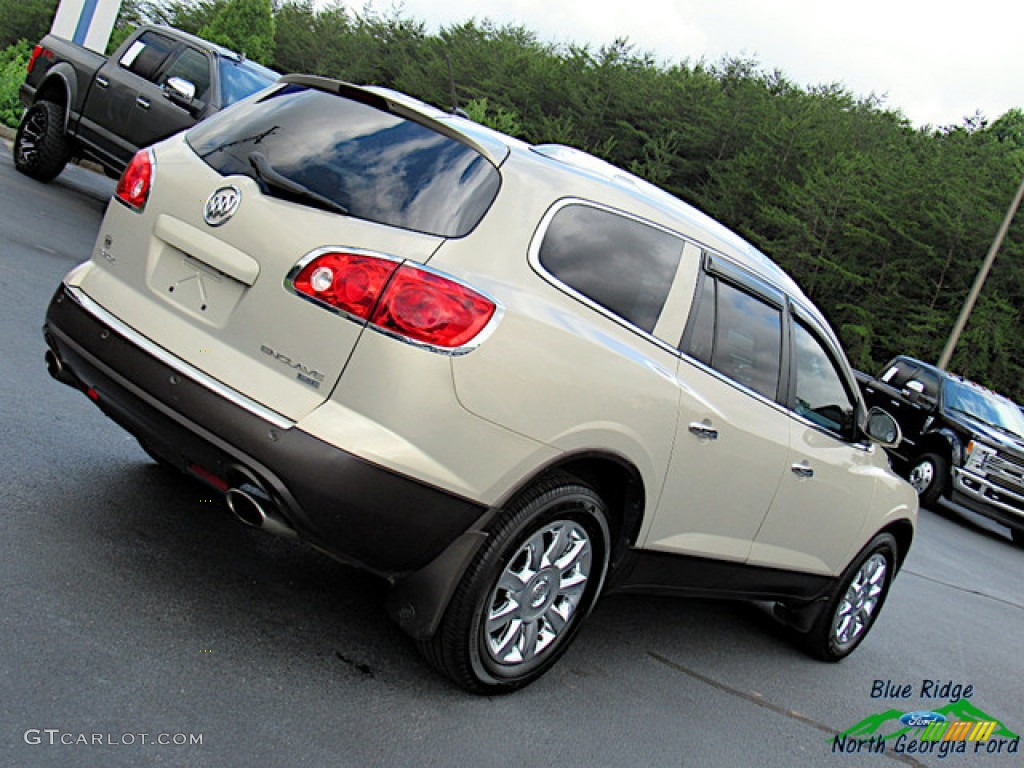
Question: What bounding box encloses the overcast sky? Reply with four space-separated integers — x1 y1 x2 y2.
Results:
336 0 1024 128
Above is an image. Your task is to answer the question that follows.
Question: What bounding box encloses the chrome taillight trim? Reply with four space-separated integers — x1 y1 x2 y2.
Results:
284 246 503 356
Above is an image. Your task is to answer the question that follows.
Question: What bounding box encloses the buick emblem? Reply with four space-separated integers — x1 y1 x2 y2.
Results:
203 186 241 226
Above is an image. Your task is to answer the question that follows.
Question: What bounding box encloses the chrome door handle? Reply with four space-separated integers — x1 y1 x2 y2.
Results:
688 422 719 441
136 96 151 109
791 463 814 479
95 75 109 88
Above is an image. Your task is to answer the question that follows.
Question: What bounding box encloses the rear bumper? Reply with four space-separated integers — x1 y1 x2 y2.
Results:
43 282 490 577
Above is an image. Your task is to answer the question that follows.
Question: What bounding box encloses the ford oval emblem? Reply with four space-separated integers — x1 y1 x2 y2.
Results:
203 186 241 226
899 711 947 728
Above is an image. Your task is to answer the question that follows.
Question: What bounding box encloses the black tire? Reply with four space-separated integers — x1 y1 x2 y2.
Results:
420 472 610 694
13 100 72 182
803 533 898 662
906 452 948 508
1011 528 1024 549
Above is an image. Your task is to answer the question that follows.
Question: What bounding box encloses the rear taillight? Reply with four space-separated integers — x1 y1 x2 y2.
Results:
27 45 44 74
115 149 154 211
371 266 496 348
292 252 399 319
289 251 497 351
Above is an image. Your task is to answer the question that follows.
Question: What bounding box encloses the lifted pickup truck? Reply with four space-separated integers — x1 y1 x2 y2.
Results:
14 25 278 181
858 355 1024 546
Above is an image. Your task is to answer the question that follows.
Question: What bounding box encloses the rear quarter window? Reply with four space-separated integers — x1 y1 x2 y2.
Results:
537 204 683 333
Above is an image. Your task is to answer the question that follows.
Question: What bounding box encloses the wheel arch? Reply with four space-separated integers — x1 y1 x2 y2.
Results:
33 67 75 130
916 428 962 466
878 518 914 572
504 451 646 573
388 450 646 640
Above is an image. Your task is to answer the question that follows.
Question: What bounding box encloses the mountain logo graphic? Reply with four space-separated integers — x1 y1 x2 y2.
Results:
835 700 1020 743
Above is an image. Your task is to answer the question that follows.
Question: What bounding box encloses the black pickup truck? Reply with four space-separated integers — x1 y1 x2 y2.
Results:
857 355 1024 546
14 25 278 182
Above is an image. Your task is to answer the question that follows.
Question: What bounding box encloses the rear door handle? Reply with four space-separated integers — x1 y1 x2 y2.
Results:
791 462 814 479
136 96 151 109
95 75 109 88
688 422 719 441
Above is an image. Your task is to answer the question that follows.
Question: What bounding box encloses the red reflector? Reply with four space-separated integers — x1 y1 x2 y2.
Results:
86 387 99 402
115 149 154 211
290 252 496 349
189 463 230 492
27 45 44 74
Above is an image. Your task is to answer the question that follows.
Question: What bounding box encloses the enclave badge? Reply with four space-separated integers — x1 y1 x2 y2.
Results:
203 186 241 226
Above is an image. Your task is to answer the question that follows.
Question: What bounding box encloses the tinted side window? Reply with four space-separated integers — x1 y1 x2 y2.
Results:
714 281 782 400
914 370 940 401
160 47 211 103
793 321 856 438
878 360 919 389
682 273 782 400
687 275 715 365
119 32 176 83
218 59 278 106
538 205 683 333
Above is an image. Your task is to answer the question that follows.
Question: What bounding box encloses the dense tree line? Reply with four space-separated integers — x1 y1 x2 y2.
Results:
3 0 1023 397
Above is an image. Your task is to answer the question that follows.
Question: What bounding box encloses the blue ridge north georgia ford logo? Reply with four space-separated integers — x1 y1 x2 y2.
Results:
203 186 241 226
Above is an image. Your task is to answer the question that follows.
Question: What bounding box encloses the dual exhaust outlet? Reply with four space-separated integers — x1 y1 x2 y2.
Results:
46 347 296 541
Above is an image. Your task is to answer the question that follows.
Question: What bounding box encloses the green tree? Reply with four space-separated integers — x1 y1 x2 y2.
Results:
0 0 58 49
198 0 275 64
0 41 32 128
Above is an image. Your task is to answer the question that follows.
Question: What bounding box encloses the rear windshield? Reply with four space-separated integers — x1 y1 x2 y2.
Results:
186 84 501 237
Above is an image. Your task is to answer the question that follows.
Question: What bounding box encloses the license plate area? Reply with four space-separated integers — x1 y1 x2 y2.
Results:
149 248 245 326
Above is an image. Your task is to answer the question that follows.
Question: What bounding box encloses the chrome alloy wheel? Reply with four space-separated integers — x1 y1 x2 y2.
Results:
484 520 592 666
832 553 888 650
908 459 934 494
16 108 48 166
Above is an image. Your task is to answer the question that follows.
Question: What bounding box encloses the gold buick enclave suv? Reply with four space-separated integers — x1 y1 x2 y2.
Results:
43 75 917 693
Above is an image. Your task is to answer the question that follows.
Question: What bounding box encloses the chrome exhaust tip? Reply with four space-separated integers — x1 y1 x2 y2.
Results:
226 483 296 539
45 349 79 387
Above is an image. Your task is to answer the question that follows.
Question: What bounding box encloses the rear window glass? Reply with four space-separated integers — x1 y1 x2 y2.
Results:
537 204 683 333
186 84 500 237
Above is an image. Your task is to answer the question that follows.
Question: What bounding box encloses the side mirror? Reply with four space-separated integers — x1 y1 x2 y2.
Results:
164 77 197 109
863 407 902 449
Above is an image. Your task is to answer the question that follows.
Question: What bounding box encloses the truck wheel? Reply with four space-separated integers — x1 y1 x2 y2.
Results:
802 533 897 662
420 473 610 693
907 452 948 508
13 101 72 182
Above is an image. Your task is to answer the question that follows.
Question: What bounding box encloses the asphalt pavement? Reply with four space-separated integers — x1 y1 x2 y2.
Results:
0 139 1021 768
